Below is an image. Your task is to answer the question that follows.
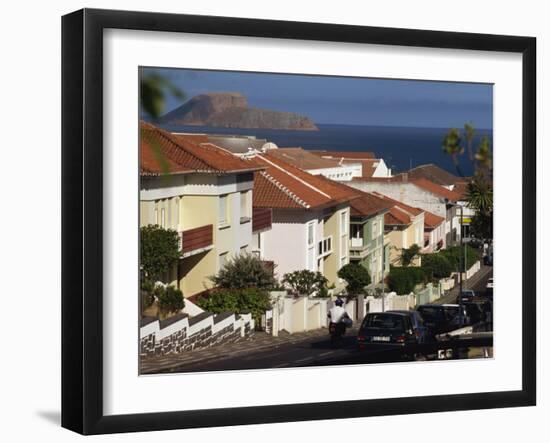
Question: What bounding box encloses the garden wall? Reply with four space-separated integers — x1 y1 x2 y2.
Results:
140 311 254 357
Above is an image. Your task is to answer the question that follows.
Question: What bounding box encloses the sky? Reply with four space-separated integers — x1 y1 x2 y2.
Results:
142 67 493 129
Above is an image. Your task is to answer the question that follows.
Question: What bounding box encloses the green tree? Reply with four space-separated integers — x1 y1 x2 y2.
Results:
401 244 421 267
140 225 180 281
196 288 271 323
337 263 371 296
387 267 426 294
209 253 276 290
464 122 476 161
140 72 185 120
155 285 185 318
442 128 465 177
421 253 454 280
282 270 328 296
442 123 493 241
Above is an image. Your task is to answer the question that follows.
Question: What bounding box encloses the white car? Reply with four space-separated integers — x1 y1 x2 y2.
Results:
486 278 494 290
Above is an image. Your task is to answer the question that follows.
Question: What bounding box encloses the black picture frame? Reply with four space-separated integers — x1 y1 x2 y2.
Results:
61 8 536 435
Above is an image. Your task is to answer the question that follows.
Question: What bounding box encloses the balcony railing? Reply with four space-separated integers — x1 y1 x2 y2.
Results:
252 207 272 233
180 224 214 257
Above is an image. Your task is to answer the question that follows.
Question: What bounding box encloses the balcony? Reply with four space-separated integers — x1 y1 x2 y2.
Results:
252 207 272 233
180 225 214 258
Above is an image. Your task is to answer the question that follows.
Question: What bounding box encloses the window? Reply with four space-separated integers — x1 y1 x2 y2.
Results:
219 195 228 225
307 222 315 246
240 191 251 219
340 211 348 235
160 208 165 228
154 207 158 225
218 252 228 270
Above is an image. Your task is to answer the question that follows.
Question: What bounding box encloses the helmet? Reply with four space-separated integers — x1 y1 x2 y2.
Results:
335 298 344 307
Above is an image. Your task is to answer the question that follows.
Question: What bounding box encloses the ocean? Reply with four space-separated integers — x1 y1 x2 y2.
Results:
158 123 493 177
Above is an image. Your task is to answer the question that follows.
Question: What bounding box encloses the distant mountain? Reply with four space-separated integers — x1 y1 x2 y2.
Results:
160 92 318 131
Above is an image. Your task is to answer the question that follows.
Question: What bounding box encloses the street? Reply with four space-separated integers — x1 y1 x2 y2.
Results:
432 265 493 305
140 266 494 375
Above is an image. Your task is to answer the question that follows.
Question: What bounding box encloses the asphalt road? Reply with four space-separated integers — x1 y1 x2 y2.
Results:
433 265 493 304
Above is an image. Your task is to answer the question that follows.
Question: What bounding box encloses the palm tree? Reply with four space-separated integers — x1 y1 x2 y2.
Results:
464 122 476 161
475 136 493 177
467 173 493 214
442 128 465 177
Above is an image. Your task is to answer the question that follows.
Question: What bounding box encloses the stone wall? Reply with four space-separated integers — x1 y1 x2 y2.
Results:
140 311 254 357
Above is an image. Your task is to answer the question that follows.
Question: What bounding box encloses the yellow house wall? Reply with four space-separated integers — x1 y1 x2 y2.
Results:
387 222 422 267
323 206 349 287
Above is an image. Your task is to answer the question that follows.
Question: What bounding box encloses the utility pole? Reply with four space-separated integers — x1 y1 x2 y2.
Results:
458 205 464 326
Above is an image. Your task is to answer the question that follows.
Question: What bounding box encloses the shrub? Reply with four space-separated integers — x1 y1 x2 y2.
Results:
156 285 185 317
140 225 180 281
440 245 480 271
196 287 271 323
209 253 276 290
421 253 454 280
401 244 421 266
387 266 426 294
282 270 328 296
337 263 371 296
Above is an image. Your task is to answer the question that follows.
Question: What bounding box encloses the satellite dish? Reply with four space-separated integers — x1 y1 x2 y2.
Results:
261 142 278 152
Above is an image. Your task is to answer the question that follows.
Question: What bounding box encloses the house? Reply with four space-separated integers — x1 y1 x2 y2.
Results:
311 150 392 178
346 192 392 285
370 192 425 266
246 152 358 289
264 147 362 181
423 210 446 252
349 174 462 247
139 122 271 298
406 163 461 188
406 164 478 239
311 177 393 286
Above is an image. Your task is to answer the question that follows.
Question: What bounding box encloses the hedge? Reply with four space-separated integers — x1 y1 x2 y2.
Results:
196 287 271 323
387 266 426 295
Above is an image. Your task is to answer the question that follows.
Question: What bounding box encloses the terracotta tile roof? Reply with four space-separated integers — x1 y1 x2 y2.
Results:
423 211 445 230
267 147 342 170
407 163 460 187
411 178 462 202
313 176 391 218
452 181 470 200
310 150 376 159
353 174 462 202
369 191 423 227
249 153 358 210
370 192 423 216
140 121 264 176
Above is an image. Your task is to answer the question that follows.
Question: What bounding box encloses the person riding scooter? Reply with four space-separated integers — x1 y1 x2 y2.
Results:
328 298 351 344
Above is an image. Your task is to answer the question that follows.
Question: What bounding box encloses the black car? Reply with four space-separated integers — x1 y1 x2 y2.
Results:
416 304 464 336
357 311 427 350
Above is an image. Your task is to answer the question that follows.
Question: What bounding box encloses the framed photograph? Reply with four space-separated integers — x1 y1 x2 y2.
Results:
62 8 536 435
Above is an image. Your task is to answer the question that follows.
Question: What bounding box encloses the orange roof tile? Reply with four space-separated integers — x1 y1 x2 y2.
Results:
250 153 358 210
140 121 263 176
411 178 462 202
423 211 445 230
267 148 342 170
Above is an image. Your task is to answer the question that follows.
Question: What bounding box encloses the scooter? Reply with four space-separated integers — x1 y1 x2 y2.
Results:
329 317 352 347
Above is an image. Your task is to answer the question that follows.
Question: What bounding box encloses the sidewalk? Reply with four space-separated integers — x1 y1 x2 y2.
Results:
140 326 335 374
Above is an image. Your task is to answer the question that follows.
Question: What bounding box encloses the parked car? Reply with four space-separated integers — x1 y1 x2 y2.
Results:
387 310 431 343
483 254 493 266
416 304 465 336
357 311 425 350
458 289 476 303
485 277 494 298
